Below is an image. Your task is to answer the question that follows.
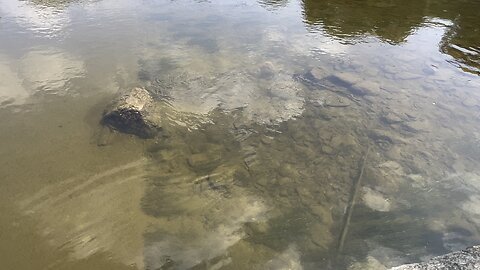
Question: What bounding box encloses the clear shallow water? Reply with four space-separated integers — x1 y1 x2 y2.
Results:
0 0 480 269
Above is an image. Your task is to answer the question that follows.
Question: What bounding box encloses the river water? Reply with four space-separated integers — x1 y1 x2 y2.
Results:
0 0 480 269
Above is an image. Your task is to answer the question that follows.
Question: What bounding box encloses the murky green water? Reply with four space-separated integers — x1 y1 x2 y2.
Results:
1 0 480 269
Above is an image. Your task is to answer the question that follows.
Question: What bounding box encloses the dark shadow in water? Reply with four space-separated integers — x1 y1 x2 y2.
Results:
302 0 480 74
301 0 425 44
259 0 480 75
439 9 480 75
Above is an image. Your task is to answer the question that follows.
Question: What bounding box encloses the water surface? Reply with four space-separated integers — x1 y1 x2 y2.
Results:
1 0 480 269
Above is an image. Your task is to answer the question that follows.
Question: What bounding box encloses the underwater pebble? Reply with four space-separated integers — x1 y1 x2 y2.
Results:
362 187 391 212
349 256 387 270
351 81 381 96
309 223 332 248
381 112 404 125
309 67 324 81
321 145 334 154
330 72 364 86
188 153 221 170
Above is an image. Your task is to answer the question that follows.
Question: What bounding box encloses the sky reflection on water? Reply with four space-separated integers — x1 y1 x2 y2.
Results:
0 0 480 269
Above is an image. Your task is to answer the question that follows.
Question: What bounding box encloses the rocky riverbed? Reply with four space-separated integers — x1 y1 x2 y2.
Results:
391 245 480 270
2 0 480 269
97 57 480 268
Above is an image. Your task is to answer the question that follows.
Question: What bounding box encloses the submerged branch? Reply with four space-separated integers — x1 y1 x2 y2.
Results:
337 144 371 255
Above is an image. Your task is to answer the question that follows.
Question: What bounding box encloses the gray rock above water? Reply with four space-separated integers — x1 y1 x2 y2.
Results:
101 87 161 138
390 246 480 270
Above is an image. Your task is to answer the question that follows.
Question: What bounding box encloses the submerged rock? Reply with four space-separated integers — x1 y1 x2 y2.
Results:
257 61 276 80
349 256 387 270
362 187 391 212
330 72 364 86
187 153 222 171
311 92 351 107
101 87 161 138
293 67 325 86
325 73 380 96
350 80 381 96
94 125 114 147
390 246 480 270
381 112 405 125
